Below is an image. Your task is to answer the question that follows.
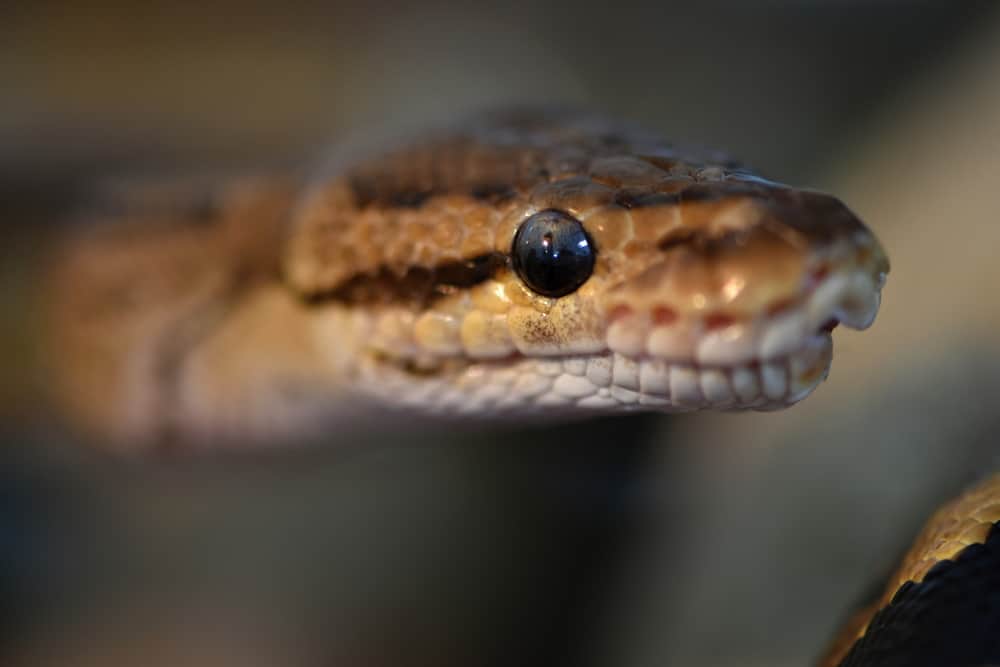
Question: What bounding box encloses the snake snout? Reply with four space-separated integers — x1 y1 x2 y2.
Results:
601 223 885 371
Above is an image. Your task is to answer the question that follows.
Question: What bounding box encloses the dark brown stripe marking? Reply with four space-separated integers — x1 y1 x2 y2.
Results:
301 252 508 309
347 180 520 209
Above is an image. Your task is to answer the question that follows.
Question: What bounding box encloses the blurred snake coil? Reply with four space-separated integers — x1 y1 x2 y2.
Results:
41 110 1000 665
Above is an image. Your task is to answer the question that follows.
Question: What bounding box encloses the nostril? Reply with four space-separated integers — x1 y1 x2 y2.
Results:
820 318 839 333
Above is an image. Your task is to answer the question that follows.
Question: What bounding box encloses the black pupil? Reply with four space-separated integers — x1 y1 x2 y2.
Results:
511 209 595 298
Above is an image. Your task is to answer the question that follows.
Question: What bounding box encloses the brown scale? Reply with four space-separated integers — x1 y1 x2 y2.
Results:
43 176 300 443
43 109 889 444
284 111 887 332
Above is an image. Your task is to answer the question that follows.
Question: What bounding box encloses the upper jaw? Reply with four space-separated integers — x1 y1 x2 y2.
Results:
603 264 885 368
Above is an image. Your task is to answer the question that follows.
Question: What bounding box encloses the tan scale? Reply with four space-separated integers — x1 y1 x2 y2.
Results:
44 109 888 445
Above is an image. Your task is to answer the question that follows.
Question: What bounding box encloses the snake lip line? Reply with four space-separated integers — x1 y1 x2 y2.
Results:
366 266 883 413
375 333 836 413
603 267 883 369
359 264 883 379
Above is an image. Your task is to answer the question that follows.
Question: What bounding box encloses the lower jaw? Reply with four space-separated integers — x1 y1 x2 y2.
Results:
365 333 834 415
536 332 834 412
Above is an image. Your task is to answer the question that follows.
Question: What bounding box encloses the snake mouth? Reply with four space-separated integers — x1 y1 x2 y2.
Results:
373 330 835 415
548 266 884 410
352 262 884 415
603 266 883 368
360 264 882 413
526 333 833 411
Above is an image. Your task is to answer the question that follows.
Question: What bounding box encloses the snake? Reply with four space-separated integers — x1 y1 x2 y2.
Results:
40 109 1000 665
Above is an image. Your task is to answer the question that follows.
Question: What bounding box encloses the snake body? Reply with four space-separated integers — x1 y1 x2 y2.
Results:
45 110 887 445
822 473 1000 667
41 110 1000 664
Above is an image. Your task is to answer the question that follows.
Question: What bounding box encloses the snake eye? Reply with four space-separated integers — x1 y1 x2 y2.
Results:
512 209 595 298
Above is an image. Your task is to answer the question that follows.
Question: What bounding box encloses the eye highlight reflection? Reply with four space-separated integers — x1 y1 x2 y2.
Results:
511 209 596 298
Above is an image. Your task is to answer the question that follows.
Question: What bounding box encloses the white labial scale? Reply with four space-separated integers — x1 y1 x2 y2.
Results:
860 291 881 328
553 374 599 399
699 368 735 405
695 324 756 366
807 273 850 330
730 366 761 404
835 273 880 329
607 320 646 357
610 385 640 405
578 394 620 409
454 365 487 389
638 360 671 396
585 357 614 388
471 377 511 404
611 354 640 391
563 358 587 376
786 333 833 403
785 374 819 405
638 393 670 407
647 325 696 359
511 372 552 399
760 362 788 400
758 310 807 360
536 392 574 407
417 379 451 408
669 366 703 406
488 367 518 388
535 360 564 377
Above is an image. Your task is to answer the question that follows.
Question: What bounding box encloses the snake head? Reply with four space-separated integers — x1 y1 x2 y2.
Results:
40 111 889 446
288 112 889 415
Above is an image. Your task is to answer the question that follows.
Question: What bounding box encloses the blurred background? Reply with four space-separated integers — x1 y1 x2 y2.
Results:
4 1 1000 665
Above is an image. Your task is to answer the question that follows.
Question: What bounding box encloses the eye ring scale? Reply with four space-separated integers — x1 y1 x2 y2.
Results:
511 209 596 298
